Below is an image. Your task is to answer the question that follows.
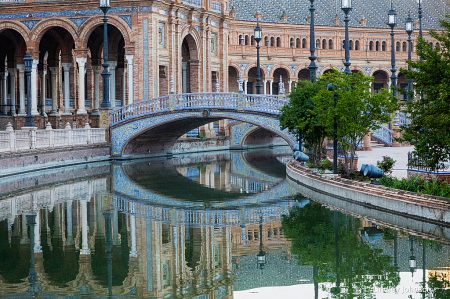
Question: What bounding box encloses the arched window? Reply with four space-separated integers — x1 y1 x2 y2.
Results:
376 41 380 51
290 38 295 48
430 42 433 50
265 36 269 46
396 42 400 52
436 42 441 50
296 38 300 48
302 38 307 48
322 39 327 49
316 39 320 49
251 35 255 46
382 41 386 51
341 40 345 49
402 42 407 52
369 41 374 51
239 35 244 45
349 40 353 50
355 40 359 50
271 37 275 47
329 39 333 49
245 35 249 45
277 37 281 47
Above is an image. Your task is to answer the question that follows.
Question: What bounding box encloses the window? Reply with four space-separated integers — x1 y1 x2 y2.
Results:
373 83 384 94
349 40 353 50
158 23 165 48
376 41 380 51
290 38 294 48
355 40 359 50
245 35 249 45
302 38 307 48
396 42 400 51
329 39 333 49
430 42 433 50
239 34 244 45
382 41 386 51
265 36 269 46
322 39 326 49
251 35 255 46
402 42 407 52
369 41 374 51
296 38 300 48
316 39 320 49
271 37 275 47
211 33 217 55
436 42 441 50
277 37 281 47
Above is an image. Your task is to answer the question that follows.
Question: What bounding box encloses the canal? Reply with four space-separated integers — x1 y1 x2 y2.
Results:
0 147 449 298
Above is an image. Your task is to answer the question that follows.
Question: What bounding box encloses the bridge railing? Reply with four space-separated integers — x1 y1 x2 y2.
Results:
110 92 289 126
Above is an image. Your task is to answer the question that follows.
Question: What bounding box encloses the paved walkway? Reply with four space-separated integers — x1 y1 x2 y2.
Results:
356 146 414 178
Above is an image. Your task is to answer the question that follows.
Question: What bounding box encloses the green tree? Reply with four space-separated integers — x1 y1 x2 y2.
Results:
279 80 328 166
399 16 450 171
313 71 398 174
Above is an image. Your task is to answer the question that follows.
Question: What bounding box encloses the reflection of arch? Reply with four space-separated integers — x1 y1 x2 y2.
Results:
30 18 78 48
0 21 30 43
79 16 133 48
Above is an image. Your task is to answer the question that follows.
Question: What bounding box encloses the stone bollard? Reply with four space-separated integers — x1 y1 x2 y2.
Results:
6 122 15 152
46 122 54 148
84 123 91 144
65 122 73 146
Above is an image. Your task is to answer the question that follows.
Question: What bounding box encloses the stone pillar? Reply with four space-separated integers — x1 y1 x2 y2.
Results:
243 79 247 94
288 80 293 93
92 66 101 115
109 61 117 108
62 63 72 115
34 211 42 253
126 55 134 104
1 72 6 115
392 126 401 147
17 65 25 116
182 62 188 93
31 59 39 116
363 131 372 151
8 68 16 116
219 119 228 136
263 80 267 94
129 215 137 257
80 199 90 255
76 57 87 115
49 67 58 116
269 80 273 95
39 70 47 117
66 201 74 246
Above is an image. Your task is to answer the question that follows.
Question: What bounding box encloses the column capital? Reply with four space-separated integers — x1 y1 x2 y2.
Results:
126 55 134 64
108 61 118 69
49 67 58 73
38 70 47 76
92 65 102 72
32 59 39 68
8 68 16 75
76 57 87 67
61 63 72 71
16 64 25 72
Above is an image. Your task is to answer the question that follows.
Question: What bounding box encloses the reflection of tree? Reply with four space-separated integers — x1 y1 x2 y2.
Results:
282 202 400 298
426 272 450 299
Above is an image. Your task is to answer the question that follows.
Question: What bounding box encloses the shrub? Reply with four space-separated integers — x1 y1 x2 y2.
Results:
318 159 333 172
377 156 396 176
379 175 450 198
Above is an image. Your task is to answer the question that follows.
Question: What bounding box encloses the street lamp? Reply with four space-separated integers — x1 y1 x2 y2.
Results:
23 53 35 127
308 0 318 83
100 0 111 108
409 235 417 276
406 13 414 101
254 20 262 95
388 2 397 98
341 0 352 74
256 216 266 270
417 0 423 37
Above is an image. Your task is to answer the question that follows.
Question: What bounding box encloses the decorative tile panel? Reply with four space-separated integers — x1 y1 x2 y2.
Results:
68 17 88 28
119 15 132 29
230 122 258 147
143 19 149 101
20 20 39 30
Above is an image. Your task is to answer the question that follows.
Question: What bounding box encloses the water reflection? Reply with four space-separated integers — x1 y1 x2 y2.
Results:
0 148 450 298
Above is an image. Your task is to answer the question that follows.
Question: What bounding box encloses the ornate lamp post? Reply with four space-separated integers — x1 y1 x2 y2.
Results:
254 21 262 95
341 0 352 74
388 2 397 98
417 0 423 37
100 0 111 108
23 53 35 127
409 235 417 276
256 216 266 270
308 0 318 82
406 13 414 101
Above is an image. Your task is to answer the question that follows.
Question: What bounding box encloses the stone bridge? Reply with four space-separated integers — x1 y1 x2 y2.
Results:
109 92 297 157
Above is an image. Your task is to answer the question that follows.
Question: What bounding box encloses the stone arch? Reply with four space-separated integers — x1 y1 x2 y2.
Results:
181 26 202 57
319 67 337 77
228 64 240 92
368 67 391 77
269 64 292 79
0 21 30 43
30 18 78 50
79 15 133 49
243 63 268 79
351 66 365 74
111 111 296 157
297 68 310 81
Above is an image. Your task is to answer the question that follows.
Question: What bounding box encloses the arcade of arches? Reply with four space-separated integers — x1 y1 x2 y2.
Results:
0 0 432 131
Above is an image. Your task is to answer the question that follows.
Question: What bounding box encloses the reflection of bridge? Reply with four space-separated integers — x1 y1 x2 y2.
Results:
109 92 297 157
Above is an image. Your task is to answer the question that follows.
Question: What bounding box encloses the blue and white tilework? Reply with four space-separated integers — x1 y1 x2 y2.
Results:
143 19 149 101
21 20 39 30
119 15 132 29
264 64 274 76
68 18 88 28
230 122 258 147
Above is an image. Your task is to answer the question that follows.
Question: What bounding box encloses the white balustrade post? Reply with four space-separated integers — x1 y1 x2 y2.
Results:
8 68 16 116
126 55 134 104
31 59 39 116
62 63 72 115
17 65 25 116
109 61 117 108
65 122 73 146
92 66 101 114
6 123 15 152
49 67 58 116
84 122 91 144
76 57 87 115
269 80 273 95
39 70 47 117
46 122 54 147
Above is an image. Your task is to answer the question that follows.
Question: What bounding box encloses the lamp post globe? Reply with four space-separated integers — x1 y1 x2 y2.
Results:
406 13 414 101
23 53 35 127
254 20 262 95
388 2 397 98
341 0 352 74
100 0 111 108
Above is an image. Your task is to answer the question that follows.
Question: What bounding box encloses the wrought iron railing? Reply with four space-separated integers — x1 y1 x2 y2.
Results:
407 151 448 173
110 92 288 126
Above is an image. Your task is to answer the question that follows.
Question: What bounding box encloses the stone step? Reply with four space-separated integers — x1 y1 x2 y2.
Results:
370 141 385 148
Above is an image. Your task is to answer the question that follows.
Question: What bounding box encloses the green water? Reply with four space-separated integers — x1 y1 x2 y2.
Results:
0 147 449 298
